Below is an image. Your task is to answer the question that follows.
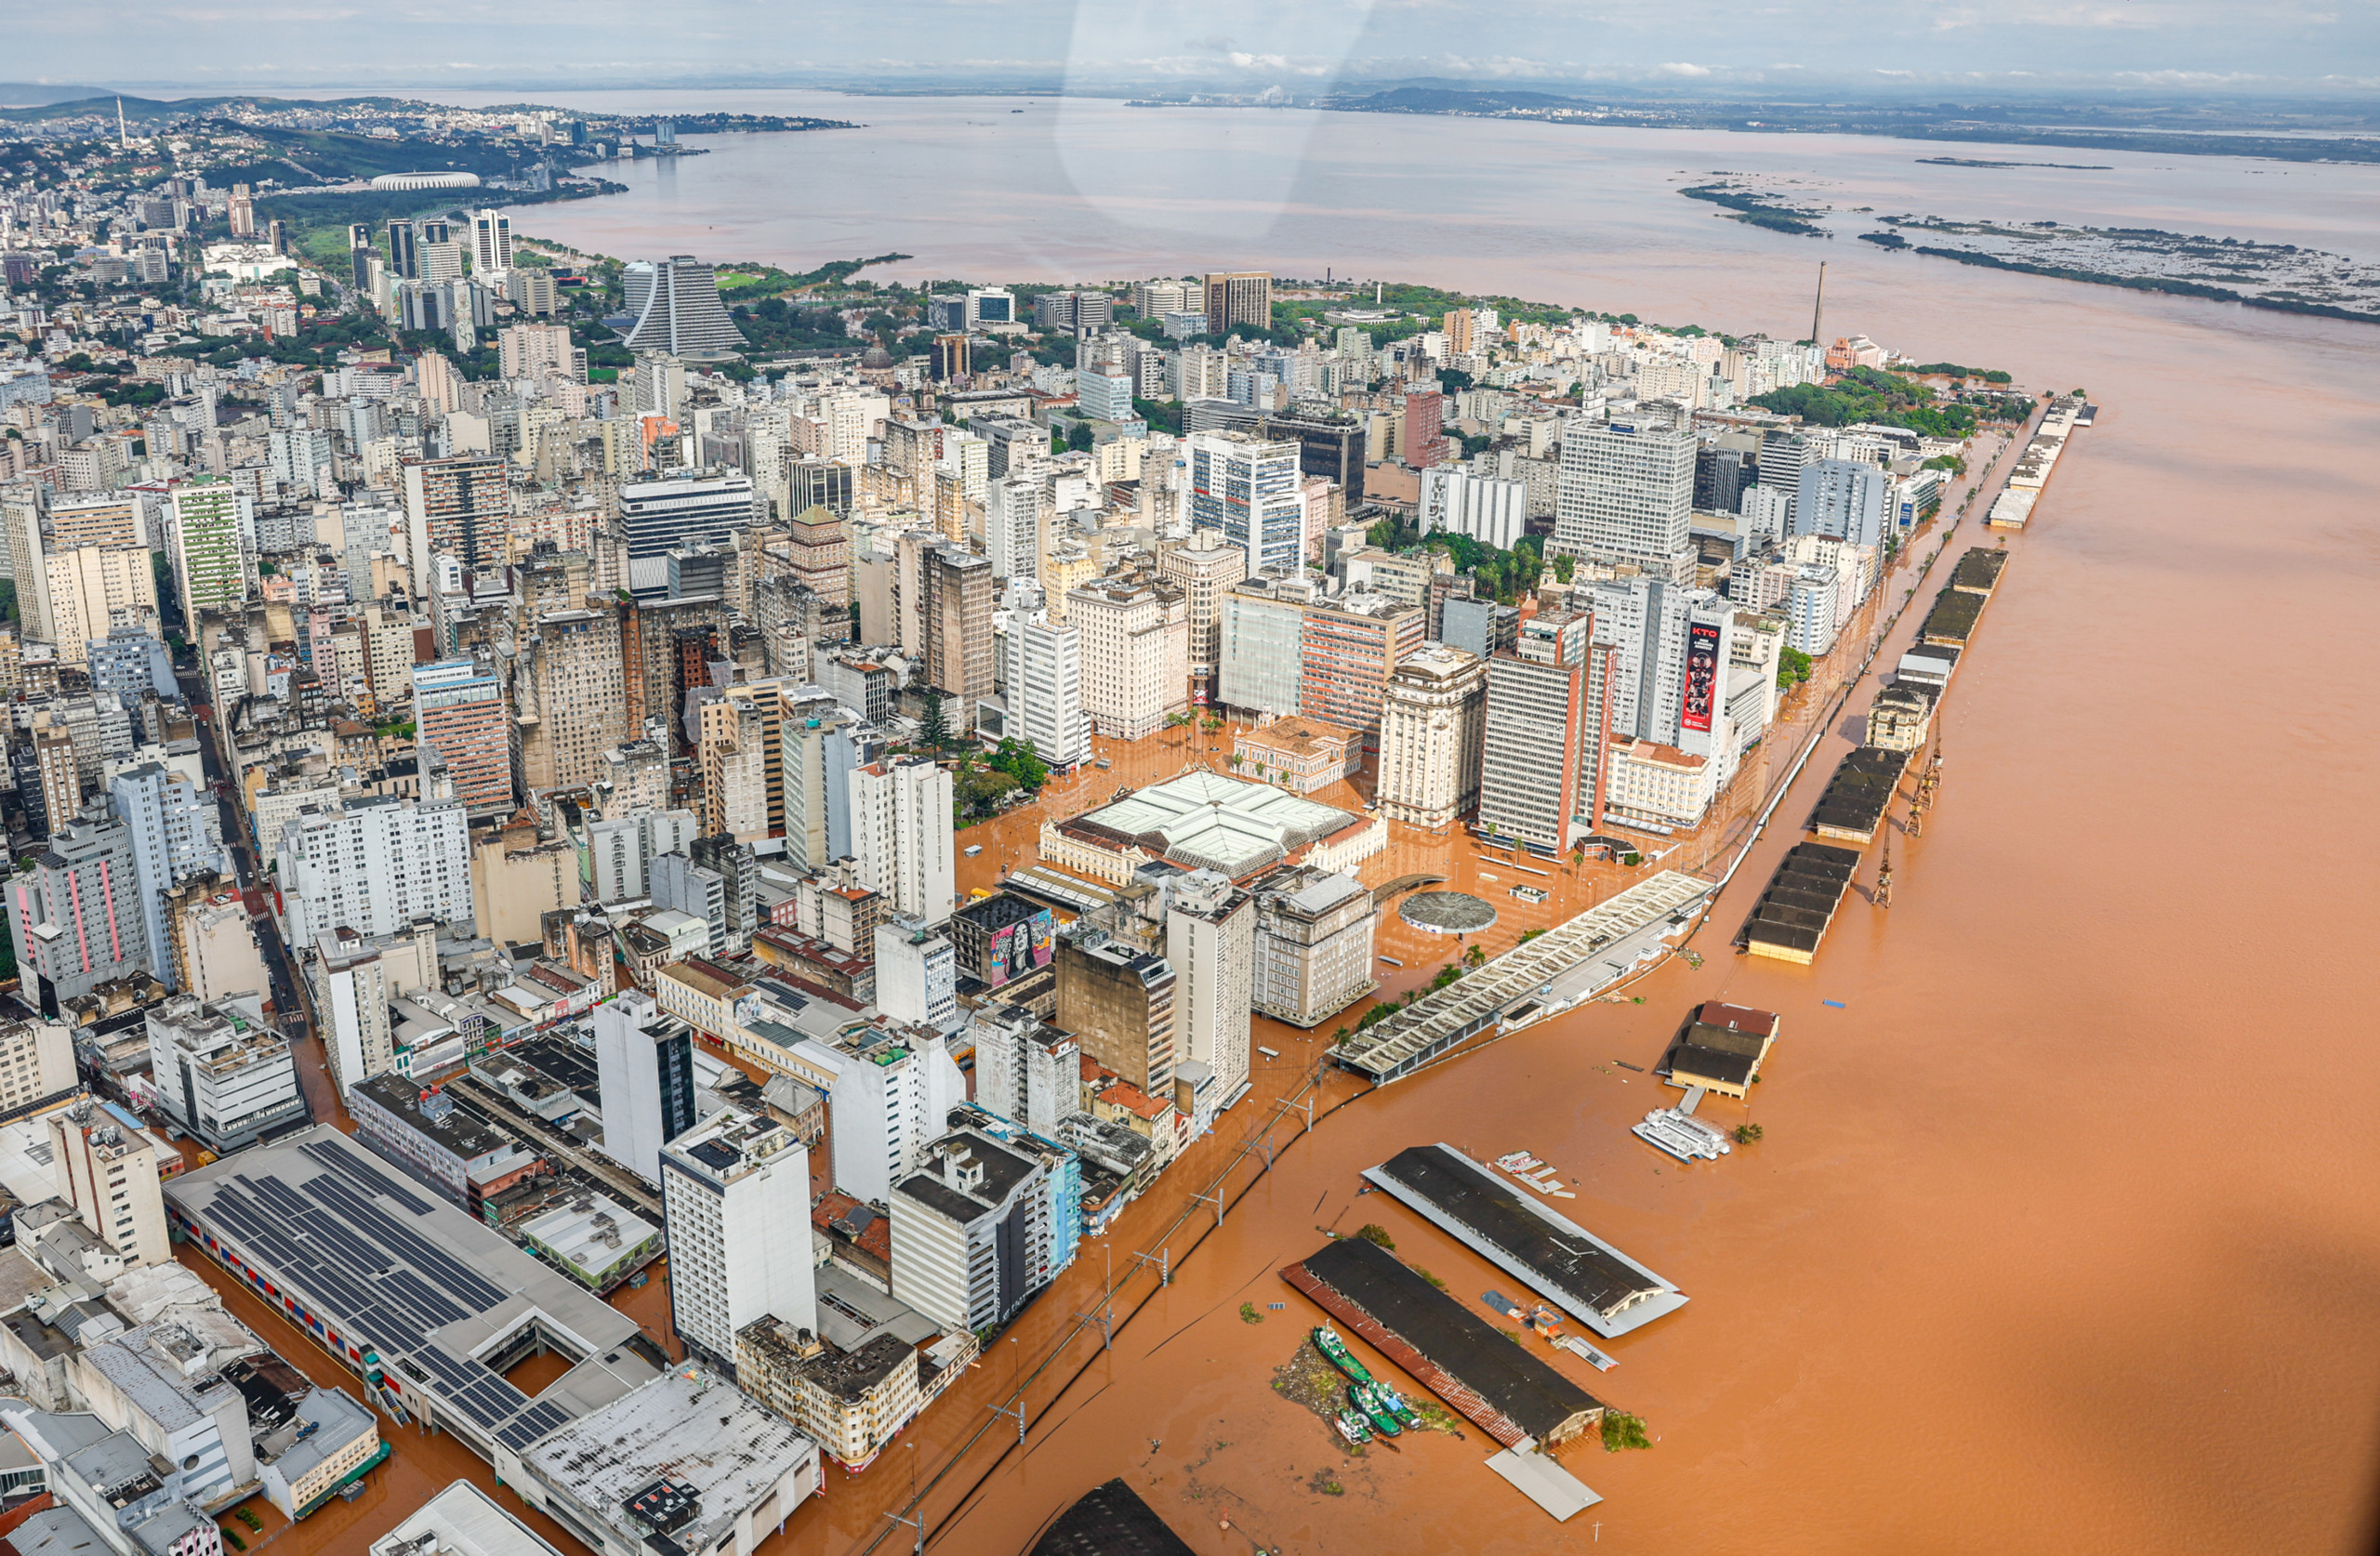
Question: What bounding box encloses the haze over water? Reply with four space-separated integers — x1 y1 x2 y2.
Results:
483 91 2380 1552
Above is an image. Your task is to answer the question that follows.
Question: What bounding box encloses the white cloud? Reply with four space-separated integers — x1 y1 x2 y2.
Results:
1659 60 1711 76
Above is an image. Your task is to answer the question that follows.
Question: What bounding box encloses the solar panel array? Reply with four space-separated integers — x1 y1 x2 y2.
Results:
195 1137 570 1447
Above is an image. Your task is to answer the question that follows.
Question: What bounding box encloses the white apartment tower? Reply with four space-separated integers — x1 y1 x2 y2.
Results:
660 1106 815 1382
48 1097 170 1269
793 1028 964 1207
1165 869 1255 1111
1010 618 1091 770
275 795 473 943
1554 419 1697 577
313 928 399 1098
1185 431 1304 575
850 757 955 928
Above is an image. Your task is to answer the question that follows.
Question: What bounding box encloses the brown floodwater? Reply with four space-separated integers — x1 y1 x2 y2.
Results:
249 92 2380 1553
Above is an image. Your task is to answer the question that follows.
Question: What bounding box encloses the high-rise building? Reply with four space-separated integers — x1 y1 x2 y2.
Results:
1056 932 1177 1098
1376 642 1488 828
660 1106 814 1381
619 257 747 360
874 917 958 1032
44 543 155 666
1402 388 1448 470
984 475 1041 584
1186 431 1304 576
314 928 398 1098
515 608 628 795
971 1004 1079 1140
385 218 418 280
1165 869 1254 1111
1069 577 1188 741
618 469 758 561
0 1014 73 1120
1740 483 1794 550
274 795 473 943
47 1095 169 1268
170 477 245 623
1077 365 1134 424
1217 573 1314 718
930 333 970 383
1298 592 1426 752
1574 575 1739 757
412 657 513 819
469 209 512 274
1202 271 1273 336
0 485 51 643
917 547 990 719
7 814 150 1003
496 321 574 380
964 288 1015 327
1554 419 1698 577
349 223 375 292
402 455 508 575
850 756 955 928
228 183 256 238
1156 528 1249 705
1261 413 1368 506
592 990 699 1185
1249 867 1376 1028
268 426 334 498
1477 611 1592 850
1795 458 1889 549
794 1024 963 1207
108 762 229 991
890 1125 1051 1333
1010 617 1091 770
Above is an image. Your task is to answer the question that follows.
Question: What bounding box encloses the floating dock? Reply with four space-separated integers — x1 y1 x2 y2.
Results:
1282 1236 1606 1448
1360 1143 1688 1339
1739 843 1861 963
1808 745 1911 844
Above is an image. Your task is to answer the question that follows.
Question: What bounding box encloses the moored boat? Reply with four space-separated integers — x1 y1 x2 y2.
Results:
1334 1408 1373 1445
1313 1325 1375 1384
1350 1381 1404 1437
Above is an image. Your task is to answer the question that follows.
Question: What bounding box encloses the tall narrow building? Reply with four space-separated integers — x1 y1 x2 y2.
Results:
1477 611 1592 851
850 756 955 928
592 991 699 1185
660 1106 814 1382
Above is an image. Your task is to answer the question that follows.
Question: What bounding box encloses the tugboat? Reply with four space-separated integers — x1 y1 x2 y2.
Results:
1313 1325 1375 1385
1349 1382 1404 1437
1372 1380 1422 1427
1333 1407 1373 1446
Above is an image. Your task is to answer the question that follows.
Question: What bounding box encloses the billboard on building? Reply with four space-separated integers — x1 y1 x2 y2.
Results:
985 906 1057 987
1682 620 1721 733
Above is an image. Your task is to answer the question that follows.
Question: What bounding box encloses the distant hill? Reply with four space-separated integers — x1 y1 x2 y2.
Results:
0 84 106 109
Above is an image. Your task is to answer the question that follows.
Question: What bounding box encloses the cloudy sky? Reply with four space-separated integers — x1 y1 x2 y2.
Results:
7 0 2373 97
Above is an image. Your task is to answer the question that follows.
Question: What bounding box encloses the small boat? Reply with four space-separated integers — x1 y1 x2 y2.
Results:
1334 1408 1372 1446
1494 1152 1540 1173
1349 1382 1403 1437
1372 1381 1421 1425
1313 1325 1374 1385
1482 1290 1523 1318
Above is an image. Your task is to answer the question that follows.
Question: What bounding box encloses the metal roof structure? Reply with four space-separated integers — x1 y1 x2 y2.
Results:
1070 771 1364 878
1331 871 1712 1083
165 1126 654 1462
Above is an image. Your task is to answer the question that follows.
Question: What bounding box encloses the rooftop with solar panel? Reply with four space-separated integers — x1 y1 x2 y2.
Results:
163 1125 665 1461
